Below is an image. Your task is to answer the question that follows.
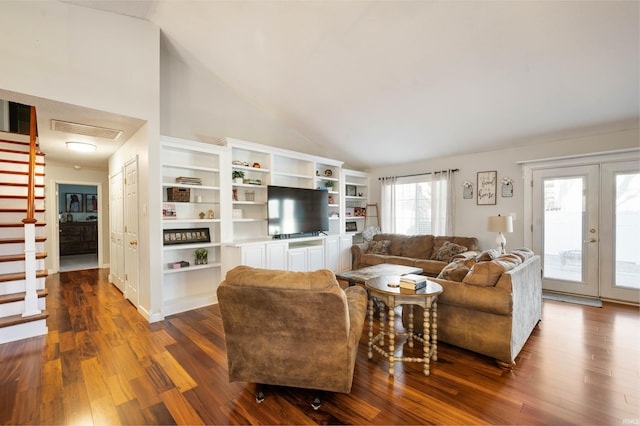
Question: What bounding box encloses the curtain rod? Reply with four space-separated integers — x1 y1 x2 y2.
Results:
378 168 459 180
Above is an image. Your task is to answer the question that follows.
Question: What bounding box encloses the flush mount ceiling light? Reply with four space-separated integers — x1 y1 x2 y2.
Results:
66 141 97 152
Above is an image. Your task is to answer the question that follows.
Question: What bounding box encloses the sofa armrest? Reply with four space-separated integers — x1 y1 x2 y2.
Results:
452 250 480 261
351 243 369 269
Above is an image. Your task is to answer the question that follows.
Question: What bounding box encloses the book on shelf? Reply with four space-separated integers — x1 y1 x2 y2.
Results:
399 280 426 290
400 273 426 284
175 176 202 185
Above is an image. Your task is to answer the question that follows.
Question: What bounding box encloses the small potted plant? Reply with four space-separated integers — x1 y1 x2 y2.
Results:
195 248 208 265
324 181 334 190
232 170 245 184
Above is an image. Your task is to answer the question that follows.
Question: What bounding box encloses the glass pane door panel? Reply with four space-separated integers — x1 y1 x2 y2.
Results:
615 172 640 289
543 177 584 282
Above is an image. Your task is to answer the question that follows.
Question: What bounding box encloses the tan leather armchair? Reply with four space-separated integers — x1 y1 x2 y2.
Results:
217 265 368 408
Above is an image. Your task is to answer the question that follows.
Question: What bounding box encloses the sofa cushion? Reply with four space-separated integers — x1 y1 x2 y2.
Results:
462 256 521 287
438 257 477 282
401 235 434 259
359 253 389 266
414 259 448 277
367 240 390 254
434 241 468 262
373 233 406 256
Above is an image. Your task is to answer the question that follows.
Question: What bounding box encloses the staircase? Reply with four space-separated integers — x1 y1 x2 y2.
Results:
0 108 49 344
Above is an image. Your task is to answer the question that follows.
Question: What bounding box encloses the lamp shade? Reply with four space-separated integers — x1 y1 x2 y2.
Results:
487 215 513 233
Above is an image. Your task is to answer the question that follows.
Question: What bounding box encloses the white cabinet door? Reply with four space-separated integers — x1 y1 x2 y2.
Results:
288 248 307 272
340 235 354 272
324 236 340 272
242 245 266 268
266 242 287 270
307 245 325 271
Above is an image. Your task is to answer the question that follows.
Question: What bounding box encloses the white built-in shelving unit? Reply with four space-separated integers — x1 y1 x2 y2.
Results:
342 169 370 234
160 136 230 316
158 135 369 316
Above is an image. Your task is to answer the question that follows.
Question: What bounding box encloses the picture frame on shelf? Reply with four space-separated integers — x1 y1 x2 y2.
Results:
65 193 83 212
346 221 358 232
346 185 357 196
477 171 497 205
163 228 211 245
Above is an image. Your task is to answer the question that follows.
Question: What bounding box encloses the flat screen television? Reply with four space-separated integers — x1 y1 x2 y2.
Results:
267 186 329 238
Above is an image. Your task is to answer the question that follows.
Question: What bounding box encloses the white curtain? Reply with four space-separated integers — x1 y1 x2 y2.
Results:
380 176 397 233
430 170 455 236
380 171 455 236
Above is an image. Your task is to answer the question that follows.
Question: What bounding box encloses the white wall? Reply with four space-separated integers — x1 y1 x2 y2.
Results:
0 1 158 121
365 128 639 251
159 36 333 159
1 1 160 320
44 163 109 272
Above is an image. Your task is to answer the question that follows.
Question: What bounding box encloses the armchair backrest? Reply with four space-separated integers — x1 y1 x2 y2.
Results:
217 266 361 393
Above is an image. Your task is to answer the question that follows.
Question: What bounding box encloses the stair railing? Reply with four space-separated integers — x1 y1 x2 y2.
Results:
21 106 40 317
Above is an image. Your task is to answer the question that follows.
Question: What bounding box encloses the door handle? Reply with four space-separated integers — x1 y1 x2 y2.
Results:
584 238 597 243
129 240 137 246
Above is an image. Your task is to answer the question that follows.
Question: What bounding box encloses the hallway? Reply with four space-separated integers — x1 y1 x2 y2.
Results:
59 253 98 272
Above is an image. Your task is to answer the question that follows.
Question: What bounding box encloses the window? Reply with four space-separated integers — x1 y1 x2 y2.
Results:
395 180 433 234
380 170 455 236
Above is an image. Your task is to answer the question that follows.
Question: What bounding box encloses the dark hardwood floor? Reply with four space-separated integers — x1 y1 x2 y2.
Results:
0 268 638 425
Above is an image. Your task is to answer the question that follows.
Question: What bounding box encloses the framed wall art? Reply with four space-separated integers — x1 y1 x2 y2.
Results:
501 177 514 197
477 171 497 205
163 228 211 245
65 193 83 212
463 181 474 199
85 194 98 212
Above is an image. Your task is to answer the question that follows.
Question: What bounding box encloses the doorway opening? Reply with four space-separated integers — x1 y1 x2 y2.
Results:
58 183 99 271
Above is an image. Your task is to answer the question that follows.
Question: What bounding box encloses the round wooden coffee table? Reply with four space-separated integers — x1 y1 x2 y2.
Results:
365 275 443 376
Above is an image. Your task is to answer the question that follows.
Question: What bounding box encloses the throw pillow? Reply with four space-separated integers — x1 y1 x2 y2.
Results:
462 257 520 287
434 241 468 263
511 248 534 262
462 261 507 287
438 257 477 282
476 249 501 261
367 240 390 255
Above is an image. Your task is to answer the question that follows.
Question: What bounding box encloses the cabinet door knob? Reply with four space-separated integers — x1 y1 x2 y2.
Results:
129 240 138 246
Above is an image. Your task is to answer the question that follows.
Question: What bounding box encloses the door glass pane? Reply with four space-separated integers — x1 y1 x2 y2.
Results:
543 177 584 282
615 172 640 289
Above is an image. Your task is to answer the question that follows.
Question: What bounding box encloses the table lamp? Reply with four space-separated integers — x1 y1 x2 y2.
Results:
488 214 513 254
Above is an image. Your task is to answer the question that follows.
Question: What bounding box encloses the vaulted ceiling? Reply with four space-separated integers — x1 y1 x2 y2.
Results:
40 1 640 168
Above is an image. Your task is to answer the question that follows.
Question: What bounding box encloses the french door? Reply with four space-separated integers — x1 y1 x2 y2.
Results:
600 161 640 302
532 159 640 304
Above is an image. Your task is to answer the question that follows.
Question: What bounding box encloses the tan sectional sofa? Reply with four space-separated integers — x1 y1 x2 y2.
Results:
351 233 480 277
402 249 542 368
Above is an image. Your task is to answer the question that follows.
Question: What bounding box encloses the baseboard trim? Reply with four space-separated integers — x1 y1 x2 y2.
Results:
542 291 603 308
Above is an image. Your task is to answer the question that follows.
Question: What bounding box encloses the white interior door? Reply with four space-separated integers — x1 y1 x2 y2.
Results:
124 158 139 305
109 170 124 292
599 161 640 303
532 165 600 297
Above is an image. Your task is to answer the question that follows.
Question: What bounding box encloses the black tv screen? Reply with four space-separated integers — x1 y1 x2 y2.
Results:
267 186 329 238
